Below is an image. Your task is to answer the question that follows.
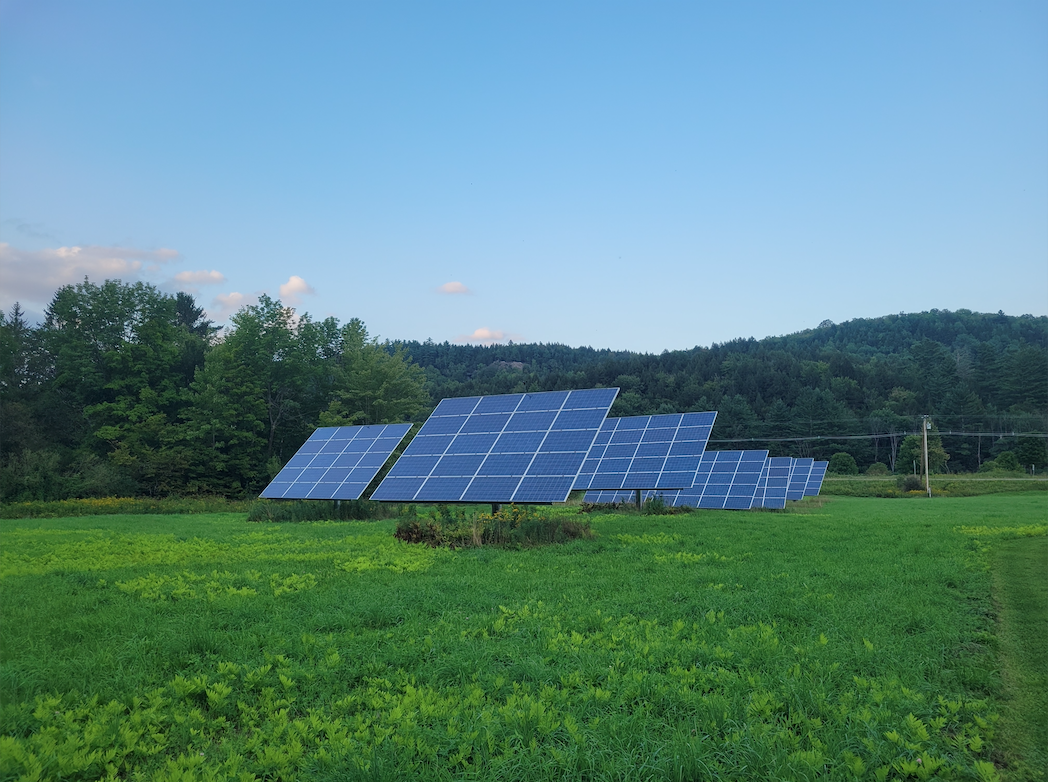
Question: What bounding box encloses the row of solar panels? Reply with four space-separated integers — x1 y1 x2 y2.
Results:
584 455 828 510
260 388 825 507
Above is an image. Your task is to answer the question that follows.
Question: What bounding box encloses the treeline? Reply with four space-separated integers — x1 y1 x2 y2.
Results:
0 280 427 501
400 311 1047 473
1 280 1045 501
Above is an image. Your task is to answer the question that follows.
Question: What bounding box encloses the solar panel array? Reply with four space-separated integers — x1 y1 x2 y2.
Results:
573 412 716 491
583 452 830 510
371 388 618 504
260 424 412 500
261 392 832 509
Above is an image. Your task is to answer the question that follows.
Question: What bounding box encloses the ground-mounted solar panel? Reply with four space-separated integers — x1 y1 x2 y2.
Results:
371 388 618 504
753 456 793 509
260 424 413 500
786 458 815 501
671 450 768 509
573 412 717 491
804 461 828 496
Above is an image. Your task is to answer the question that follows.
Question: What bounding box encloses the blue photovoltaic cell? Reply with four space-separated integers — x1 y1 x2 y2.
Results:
371 388 619 503
753 456 793 509
573 412 717 491
804 461 828 496
260 424 412 500
786 458 814 501
671 450 768 509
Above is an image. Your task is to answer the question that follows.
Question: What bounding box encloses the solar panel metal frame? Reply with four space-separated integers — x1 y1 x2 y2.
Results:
582 489 669 504
371 388 619 504
260 424 413 500
573 412 717 491
804 461 828 496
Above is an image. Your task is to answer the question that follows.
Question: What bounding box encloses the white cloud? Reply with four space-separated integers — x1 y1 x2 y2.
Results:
279 275 316 305
0 242 182 314
454 327 522 345
209 291 254 322
173 269 226 292
437 281 471 295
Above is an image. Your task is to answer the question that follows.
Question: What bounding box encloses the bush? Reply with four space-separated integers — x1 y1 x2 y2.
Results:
247 499 403 522
828 452 859 475
994 451 1021 472
865 462 890 476
394 504 592 548
897 474 924 492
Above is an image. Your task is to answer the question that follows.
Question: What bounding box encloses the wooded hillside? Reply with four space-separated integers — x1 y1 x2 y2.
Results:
2 280 1045 500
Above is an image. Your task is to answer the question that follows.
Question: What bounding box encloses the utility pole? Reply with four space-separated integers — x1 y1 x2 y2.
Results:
922 415 931 498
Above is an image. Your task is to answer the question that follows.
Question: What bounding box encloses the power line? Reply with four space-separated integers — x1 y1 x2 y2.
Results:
710 431 1048 444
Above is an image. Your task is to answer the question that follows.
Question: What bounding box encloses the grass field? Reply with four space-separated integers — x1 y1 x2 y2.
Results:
1 495 1045 781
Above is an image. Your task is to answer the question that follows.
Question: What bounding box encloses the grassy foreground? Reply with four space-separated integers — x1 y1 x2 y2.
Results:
992 536 1048 781
0 496 1044 781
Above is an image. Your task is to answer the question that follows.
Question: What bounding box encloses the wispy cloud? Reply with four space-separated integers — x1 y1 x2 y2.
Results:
173 269 226 292
437 281 471 295
454 327 522 345
279 275 316 305
3 218 56 241
0 242 182 314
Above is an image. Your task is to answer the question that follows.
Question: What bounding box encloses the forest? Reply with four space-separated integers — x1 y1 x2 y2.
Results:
1 278 1046 501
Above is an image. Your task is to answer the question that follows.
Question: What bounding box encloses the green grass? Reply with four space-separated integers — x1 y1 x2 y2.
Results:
823 475 1048 498
992 536 1048 781
1 497 1044 780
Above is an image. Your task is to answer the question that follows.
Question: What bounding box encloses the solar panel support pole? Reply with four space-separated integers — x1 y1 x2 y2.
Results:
635 489 642 510
492 503 501 515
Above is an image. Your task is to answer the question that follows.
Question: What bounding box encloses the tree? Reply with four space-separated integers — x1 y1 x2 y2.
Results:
220 295 333 461
319 319 428 426
897 427 950 476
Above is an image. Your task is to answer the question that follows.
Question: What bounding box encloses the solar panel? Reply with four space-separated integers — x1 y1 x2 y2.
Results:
786 458 815 501
753 456 793 509
573 412 717 491
260 424 413 500
371 388 619 503
804 461 828 496
672 450 768 509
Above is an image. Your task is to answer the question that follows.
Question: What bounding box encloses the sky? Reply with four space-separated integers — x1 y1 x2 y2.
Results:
1 1 1046 353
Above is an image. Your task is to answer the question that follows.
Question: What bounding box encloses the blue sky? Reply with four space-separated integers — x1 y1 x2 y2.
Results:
2 1 1045 352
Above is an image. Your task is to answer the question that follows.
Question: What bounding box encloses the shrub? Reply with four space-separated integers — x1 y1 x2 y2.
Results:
897 474 924 492
865 462 890 475
828 452 859 475
247 499 403 522
394 504 592 548
994 451 1021 472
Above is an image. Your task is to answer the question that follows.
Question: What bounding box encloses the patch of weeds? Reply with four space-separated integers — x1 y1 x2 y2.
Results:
247 499 407 522
394 504 592 548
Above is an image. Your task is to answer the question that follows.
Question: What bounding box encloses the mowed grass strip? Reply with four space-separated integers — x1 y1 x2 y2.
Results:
993 536 1048 782
0 496 1043 781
